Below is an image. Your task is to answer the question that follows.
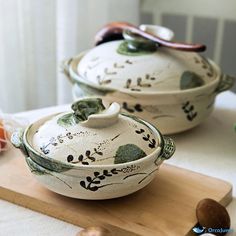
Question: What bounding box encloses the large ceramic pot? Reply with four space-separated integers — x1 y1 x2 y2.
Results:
11 98 175 200
63 23 235 134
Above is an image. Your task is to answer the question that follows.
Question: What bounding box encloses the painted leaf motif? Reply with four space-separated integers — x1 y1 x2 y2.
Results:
80 181 86 188
114 144 146 164
103 170 112 176
134 104 143 112
82 161 89 165
85 150 91 156
86 176 92 182
79 81 115 96
89 186 99 191
111 168 118 174
149 139 156 148
87 156 96 162
57 113 76 127
152 139 156 145
122 102 134 113
135 129 144 134
67 155 74 162
149 143 155 148
26 158 47 176
187 112 197 121
96 151 103 155
78 155 83 161
98 175 105 180
94 172 100 177
180 71 204 90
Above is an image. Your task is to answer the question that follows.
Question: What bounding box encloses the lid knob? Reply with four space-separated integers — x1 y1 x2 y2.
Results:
72 98 120 128
123 29 158 52
117 29 158 55
72 98 106 122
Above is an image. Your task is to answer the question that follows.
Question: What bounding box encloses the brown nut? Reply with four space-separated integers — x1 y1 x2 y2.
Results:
76 226 111 236
196 198 230 236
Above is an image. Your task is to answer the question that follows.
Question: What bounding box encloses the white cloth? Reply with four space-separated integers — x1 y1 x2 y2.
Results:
0 0 140 113
0 91 235 236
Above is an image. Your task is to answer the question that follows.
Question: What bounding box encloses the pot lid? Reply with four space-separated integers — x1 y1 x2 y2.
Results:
32 98 160 166
76 29 217 93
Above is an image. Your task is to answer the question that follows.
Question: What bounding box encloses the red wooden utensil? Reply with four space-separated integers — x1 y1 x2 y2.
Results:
95 22 206 52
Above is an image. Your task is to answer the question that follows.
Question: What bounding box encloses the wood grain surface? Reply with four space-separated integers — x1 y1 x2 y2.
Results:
0 148 232 236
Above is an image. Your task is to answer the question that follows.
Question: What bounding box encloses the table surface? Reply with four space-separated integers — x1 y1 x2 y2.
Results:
0 91 235 236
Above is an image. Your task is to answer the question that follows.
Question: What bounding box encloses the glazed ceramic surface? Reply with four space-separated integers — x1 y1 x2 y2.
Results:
32 99 157 166
77 41 215 92
70 59 234 134
23 150 168 199
64 24 235 134
11 98 175 199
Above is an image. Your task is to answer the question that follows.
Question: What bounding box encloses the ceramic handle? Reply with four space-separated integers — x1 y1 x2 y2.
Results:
81 102 120 128
215 74 235 94
11 129 29 157
160 136 175 160
71 98 121 128
122 29 158 52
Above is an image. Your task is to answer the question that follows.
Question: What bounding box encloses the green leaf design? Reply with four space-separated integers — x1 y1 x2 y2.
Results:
26 157 47 176
57 113 77 127
117 41 156 56
26 157 72 189
180 71 204 90
114 144 146 164
57 98 106 127
28 150 71 173
71 98 106 122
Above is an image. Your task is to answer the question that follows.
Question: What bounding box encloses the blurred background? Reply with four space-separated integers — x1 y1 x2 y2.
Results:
0 0 236 113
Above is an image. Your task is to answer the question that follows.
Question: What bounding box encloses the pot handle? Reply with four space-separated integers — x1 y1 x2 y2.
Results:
215 74 235 94
11 129 29 157
61 58 74 84
81 102 120 128
160 136 176 160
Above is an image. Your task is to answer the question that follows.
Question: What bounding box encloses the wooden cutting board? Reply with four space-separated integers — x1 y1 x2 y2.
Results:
0 149 232 236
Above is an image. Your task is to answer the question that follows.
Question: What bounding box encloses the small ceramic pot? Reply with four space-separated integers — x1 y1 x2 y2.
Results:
11 98 175 200
63 24 235 134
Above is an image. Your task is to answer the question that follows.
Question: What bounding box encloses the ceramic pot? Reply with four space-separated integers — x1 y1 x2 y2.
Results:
11 98 175 200
63 24 235 134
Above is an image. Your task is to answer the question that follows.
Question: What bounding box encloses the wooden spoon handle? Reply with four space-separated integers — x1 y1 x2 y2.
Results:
95 22 206 52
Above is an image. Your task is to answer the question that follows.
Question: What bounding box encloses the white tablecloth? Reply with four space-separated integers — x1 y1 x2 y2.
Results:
0 92 235 236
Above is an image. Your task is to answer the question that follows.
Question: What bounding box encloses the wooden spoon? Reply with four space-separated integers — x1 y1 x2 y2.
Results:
196 198 231 236
95 22 206 52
